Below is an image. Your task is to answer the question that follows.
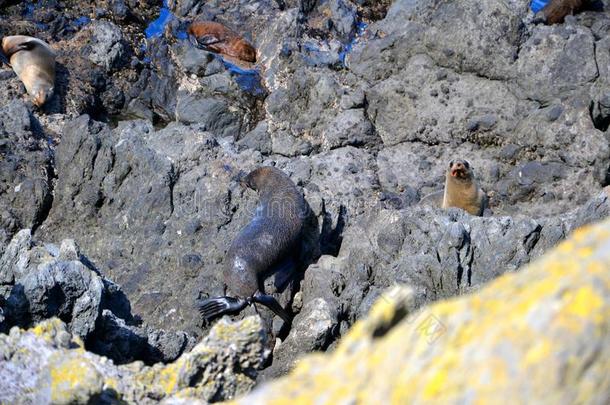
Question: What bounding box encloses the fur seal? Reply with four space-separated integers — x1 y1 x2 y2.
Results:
1 35 56 107
420 159 487 216
187 21 257 63
538 0 584 24
198 166 306 324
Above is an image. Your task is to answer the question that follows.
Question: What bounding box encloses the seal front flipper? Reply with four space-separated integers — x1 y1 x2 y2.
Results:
251 292 292 324
2 40 36 58
198 296 248 322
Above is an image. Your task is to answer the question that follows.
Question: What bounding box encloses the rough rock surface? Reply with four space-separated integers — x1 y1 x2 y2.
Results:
0 0 609 389
233 217 610 404
0 316 265 404
0 230 195 364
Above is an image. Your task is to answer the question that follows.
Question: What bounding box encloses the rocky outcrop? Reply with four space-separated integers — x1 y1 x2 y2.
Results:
0 316 265 404
0 229 195 364
233 216 610 404
1 0 610 387
261 187 610 378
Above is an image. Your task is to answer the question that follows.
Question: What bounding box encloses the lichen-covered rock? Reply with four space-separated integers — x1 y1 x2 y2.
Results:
233 217 610 404
0 316 265 404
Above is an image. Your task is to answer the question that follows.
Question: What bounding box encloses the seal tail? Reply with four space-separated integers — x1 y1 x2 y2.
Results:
251 293 292 324
197 296 248 322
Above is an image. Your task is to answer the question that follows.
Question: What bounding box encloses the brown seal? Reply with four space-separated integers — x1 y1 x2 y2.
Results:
198 166 306 323
1 35 56 107
420 159 487 216
539 0 584 24
187 21 257 63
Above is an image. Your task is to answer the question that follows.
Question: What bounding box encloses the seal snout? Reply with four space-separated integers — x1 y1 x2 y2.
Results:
449 159 470 179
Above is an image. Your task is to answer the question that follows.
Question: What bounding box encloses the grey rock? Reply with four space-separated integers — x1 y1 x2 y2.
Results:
366 54 534 146
0 230 103 339
85 20 128 72
349 0 524 81
175 93 241 138
321 108 377 150
0 101 52 255
516 25 597 103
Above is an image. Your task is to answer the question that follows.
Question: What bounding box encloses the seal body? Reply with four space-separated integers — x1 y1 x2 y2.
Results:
198 167 305 324
1 35 56 106
442 159 487 216
224 166 305 296
540 0 584 24
187 21 257 63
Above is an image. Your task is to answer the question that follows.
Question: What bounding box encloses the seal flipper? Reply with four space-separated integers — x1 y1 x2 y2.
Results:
251 292 292 324
198 296 248 322
3 40 36 58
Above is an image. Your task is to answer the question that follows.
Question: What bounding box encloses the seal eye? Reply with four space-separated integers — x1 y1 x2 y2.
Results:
449 160 454 168
464 161 470 169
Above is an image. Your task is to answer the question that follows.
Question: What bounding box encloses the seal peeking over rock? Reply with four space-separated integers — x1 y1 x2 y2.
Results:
1 35 56 107
198 166 306 324
187 20 257 63
420 159 487 216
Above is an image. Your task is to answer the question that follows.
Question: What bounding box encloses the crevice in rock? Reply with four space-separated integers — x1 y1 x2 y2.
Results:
523 224 542 253
590 100 610 132
30 118 56 235
319 203 347 256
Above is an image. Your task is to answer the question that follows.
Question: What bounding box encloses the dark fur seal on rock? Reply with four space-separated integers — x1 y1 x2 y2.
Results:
1 35 56 107
198 167 306 324
420 159 487 216
539 0 585 24
187 21 257 63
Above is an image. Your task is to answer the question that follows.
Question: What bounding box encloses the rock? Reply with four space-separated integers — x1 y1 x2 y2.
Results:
321 108 377 150
235 216 610 403
84 20 129 72
517 24 597 103
0 228 194 364
0 101 52 254
175 93 241 137
330 189 610 320
366 54 534 146
0 230 103 339
349 0 524 81
0 316 265 403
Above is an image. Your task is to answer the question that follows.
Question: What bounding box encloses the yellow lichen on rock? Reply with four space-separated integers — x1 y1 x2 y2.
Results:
231 218 610 405
48 353 104 404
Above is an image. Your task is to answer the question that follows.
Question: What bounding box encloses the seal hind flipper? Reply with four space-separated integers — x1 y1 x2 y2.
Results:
198 296 248 322
251 292 292 324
